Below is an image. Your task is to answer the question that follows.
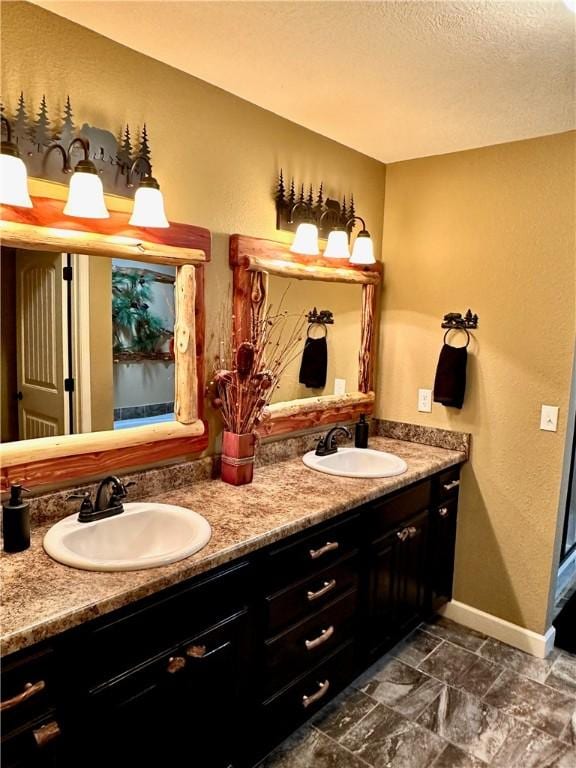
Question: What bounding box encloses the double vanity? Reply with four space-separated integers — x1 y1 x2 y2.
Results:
1 435 465 768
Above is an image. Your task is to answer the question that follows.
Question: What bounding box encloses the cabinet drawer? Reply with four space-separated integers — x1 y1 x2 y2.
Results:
1 646 56 739
79 560 250 686
264 514 360 589
367 480 431 540
265 554 358 635
261 642 355 745
85 611 247 768
265 588 357 692
435 466 461 501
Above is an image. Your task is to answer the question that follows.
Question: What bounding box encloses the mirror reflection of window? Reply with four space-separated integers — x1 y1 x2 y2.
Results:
111 260 176 430
0 248 176 443
267 276 363 405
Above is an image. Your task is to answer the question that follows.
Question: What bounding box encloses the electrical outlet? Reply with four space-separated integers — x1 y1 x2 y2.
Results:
540 405 559 432
418 388 432 413
334 378 346 396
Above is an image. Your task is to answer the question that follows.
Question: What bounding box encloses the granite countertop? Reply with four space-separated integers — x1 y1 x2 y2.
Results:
1 437 465 657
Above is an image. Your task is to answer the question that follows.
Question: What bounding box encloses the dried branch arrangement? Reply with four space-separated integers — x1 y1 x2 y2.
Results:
208 305 306 435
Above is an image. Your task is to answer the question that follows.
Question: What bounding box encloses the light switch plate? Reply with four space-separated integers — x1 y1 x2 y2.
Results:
334 378 346 396
418 388 432 413
540 405 559 432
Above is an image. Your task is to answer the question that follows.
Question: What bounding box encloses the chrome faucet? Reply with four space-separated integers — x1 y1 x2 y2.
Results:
67 476 134 523
315 426 352 457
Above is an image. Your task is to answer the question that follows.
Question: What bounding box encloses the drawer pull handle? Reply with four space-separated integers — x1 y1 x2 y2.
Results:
33 720 61 748
167 656 186 674
397 526 418 541
186 644 207 658
305 625 335 651
309 541 339 560
0 680 45 712
307 579 337 602
443 480 460 491
439 506 449 518
302 679 330 709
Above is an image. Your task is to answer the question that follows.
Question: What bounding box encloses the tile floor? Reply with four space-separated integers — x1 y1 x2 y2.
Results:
259 617 576 768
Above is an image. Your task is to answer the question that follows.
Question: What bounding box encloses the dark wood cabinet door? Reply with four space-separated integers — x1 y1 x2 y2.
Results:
394 509 429 632
82 611 247 768
429 497 458 611
367 509 430 656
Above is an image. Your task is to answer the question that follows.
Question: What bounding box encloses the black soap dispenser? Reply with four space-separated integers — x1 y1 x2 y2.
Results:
354 414 369 449
2 484 31 553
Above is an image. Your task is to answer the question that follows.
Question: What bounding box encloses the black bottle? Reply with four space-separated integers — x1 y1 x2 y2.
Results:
354 414 369 449
2 484 30 553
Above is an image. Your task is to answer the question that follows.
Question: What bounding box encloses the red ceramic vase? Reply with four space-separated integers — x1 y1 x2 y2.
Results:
221 431 256 486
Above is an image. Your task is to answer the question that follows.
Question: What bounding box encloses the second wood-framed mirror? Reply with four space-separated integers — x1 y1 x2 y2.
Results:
0 196 210 489
229 234 382 438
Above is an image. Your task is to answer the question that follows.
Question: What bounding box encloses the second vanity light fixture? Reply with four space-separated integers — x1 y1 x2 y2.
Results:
275 171 375 264
0 93 169 227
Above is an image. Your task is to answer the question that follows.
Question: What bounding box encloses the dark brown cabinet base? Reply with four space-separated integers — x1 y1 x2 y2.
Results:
1 466 461 768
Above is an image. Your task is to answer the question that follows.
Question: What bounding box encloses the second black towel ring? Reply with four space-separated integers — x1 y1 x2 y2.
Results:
443 327 470 348
307 323 328 339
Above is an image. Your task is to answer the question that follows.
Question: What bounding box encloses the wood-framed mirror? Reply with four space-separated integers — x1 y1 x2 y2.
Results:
0 196 210 490
229 234 382 438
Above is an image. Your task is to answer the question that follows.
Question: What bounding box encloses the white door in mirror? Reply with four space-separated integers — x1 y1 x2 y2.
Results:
302 447 408 479
43 502 211 572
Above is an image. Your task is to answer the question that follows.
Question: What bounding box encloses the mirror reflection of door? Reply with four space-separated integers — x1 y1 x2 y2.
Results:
0 248 176 444
16 250 69 439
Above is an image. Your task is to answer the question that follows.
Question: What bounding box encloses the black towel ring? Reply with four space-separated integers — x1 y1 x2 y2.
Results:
443 327 470 348
307 323 328 339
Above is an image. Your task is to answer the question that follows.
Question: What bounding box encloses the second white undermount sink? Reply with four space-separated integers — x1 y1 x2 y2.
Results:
302 447 408 479
43 502 212 572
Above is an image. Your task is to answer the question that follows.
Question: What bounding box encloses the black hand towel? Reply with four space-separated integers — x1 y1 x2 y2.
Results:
299 336 327 389
433 343 467 409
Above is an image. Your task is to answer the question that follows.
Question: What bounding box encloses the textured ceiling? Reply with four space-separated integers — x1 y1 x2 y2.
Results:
32 1 575 162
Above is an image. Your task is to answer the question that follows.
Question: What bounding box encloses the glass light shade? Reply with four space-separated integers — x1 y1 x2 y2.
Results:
290 222 319 256
129 185 169 228
0 153 32 208
64 170 109 218
349 232 375 265
324 229 350 259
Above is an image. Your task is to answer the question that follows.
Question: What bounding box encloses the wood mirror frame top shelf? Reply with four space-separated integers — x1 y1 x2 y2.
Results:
229 234 382 439
0 196 210 491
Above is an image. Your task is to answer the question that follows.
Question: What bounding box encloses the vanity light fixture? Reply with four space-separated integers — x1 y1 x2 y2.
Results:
47 137 109 218
321 200 350 259
289 201 319 256
0 115 32 208
127 157 169 228
322 216 375 264
323 228 351 259
348 216 375 265
2 94 172 226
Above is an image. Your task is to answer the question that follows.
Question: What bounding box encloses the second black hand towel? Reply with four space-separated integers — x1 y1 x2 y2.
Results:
433 343 467 409
298 336 328 389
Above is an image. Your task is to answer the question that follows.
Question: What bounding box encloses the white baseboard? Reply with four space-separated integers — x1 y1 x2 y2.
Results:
440 600 556 659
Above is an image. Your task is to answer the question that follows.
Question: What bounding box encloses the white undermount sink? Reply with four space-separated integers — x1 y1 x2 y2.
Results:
302 447 408 479
43 502 212 572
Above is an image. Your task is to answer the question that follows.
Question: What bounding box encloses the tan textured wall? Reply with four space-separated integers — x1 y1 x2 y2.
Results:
1 2 386 449
378 133 576 633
